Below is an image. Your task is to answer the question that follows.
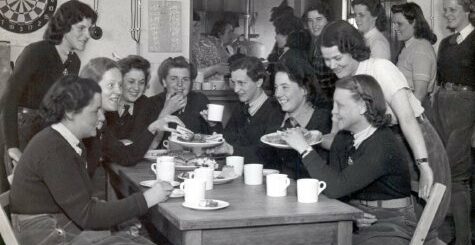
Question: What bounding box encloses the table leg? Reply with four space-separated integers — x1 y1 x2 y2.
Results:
337 221 353 245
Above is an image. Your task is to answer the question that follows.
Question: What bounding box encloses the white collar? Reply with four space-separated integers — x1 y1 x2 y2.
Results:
458 24 474 43
364 27 378 39
283 103 314 128
353 125 377 149
248 91 268 116
404 37 416 47
51 122 82 155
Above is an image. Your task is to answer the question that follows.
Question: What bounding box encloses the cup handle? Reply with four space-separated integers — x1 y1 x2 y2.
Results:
318 181 327 193
162 140 169 149
180 182 185 191
151 163 157 174
284 178 290 188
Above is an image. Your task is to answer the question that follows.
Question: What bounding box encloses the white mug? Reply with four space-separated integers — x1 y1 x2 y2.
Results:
190 167 214 190
297 178 327 203
207 104 224 122
180 178 206 206
266 174 290 197
151 156 175 182
226 156 244 176
244 163 263 185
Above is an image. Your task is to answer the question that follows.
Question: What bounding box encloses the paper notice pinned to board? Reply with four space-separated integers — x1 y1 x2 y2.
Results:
148 0 182 53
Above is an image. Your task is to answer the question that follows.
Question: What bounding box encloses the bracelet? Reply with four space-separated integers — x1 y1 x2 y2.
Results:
415 158 428 167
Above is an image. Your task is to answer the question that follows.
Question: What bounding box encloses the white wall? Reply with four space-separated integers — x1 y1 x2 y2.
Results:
0 0 191 96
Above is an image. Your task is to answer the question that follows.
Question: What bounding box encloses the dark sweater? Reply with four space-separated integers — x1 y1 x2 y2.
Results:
147 91 219 135
302 127 411 200
278 107 332 179
225 98 284 163
2 40 80 148
10 127 148 230
105 95 151 140
83 124 155 177
437 30 475 86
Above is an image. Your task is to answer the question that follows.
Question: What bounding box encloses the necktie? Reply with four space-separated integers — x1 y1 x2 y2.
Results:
243 104 251 123
63 52 74 75
122 104 131 117
345 134 356 166
281 117 299 130
449 32 460 45
77 142 88 168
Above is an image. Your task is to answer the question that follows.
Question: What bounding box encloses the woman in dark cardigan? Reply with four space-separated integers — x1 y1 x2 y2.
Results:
80 57 183 176
273 62 331 179
10 75 175 244
2 0 97 166
282 75 417 244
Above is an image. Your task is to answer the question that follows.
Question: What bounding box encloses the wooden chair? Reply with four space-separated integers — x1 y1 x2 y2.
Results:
0 191 19 245
410 183 446 245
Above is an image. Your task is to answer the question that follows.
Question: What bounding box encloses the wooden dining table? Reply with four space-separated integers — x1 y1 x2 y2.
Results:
107 161 363 245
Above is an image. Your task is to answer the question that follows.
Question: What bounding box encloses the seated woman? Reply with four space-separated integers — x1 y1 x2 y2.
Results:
10 75 177 245
80 57 183 175
282 74 416 244
106 55 152 141
147 56 219 146
273 62 331 179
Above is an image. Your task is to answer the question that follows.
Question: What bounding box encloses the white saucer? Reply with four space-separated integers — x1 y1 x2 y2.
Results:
182 199 230 210
139 180 180 188
169 188 184 198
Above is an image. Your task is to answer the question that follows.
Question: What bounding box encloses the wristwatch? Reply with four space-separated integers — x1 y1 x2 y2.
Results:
299 146 313 158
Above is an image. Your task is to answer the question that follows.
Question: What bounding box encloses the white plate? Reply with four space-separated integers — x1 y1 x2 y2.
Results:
182 199 230 210
177 171 239 184
169 135 224 148
169 188 184 198
263 169 280 176
260 130 323 149
139 180 180 188
143 149 168 161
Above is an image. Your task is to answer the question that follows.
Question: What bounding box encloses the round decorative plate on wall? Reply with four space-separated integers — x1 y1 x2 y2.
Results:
0 0 57 33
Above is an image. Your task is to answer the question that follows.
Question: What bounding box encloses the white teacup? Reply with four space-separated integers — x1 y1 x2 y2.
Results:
151 156 175 182
226 156 244 176
189 167 214 190
244 163 263 185
297 178 327 203
266 174 290 197
180 178 206 206
207 104 224 122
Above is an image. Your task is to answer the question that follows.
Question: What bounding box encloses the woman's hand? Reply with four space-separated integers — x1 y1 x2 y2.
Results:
148 115 185 134
280 128 310 154
199 109 218 127
418 163 434 200
205 141 233 155
143 181 174 208
162 93 187 116
356 212 378 228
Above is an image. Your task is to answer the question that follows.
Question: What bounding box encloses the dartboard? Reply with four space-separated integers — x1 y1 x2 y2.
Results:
0 0 57 33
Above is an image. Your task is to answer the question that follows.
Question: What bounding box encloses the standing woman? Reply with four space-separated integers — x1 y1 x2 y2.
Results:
434 0 475 243
319 20 450 236
352 0 391 60
2 0 97 165
391 3 438 116
302 0 338 99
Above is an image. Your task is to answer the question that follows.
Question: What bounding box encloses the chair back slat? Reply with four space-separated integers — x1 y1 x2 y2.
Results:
0 191 20 245
410 183 446 245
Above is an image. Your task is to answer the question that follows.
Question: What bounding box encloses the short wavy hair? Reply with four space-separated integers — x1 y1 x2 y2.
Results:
274 15 304 36
319 20 370 61
456 0 475 25
40 75 101 125
273 62 320 107
335 74 390 127
230 56 267 83
43 0 97 44
80 57 120 83
391 3 437 44
352 0 388 32
302 0 335 23
210 20 234 38
118 55 151 86
157 56 197 86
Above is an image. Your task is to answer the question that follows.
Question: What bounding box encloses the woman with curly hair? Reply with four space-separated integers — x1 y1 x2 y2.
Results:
319 20 450 240
352 0 391 60
391 3 437 115
2 0 97 167
273 62 331 179
282 74 416 244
